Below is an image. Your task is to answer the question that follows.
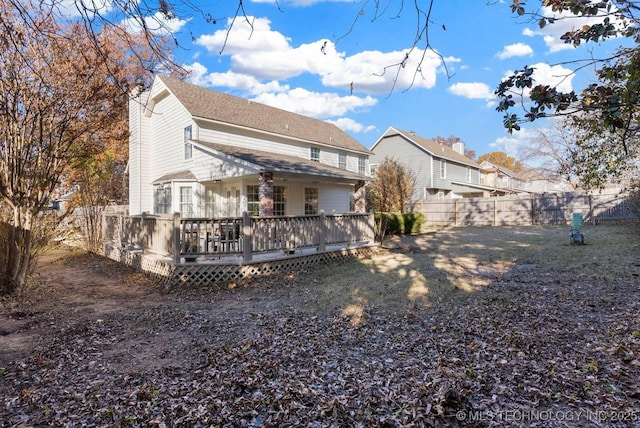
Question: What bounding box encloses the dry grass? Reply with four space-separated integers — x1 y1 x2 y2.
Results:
288 223 640 317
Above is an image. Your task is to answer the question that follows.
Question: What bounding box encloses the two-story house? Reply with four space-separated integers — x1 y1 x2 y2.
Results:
129 75 372 218
370 127 495 200
478 161 521 193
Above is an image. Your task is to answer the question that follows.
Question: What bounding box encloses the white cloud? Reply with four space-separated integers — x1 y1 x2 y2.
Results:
252 87 377 119
326 118 377 134
496 43 534 59
121 11 189 35
523 5 624 53
195 16 454 95
528 62 574 93
51 0 112 18
448 82 494 100
184 62 209 86
490 127 540 158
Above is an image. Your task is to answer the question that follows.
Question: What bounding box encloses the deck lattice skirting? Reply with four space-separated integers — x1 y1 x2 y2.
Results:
104 242 377 288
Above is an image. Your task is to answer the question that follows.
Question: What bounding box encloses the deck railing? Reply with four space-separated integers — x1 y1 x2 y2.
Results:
103 211 375 263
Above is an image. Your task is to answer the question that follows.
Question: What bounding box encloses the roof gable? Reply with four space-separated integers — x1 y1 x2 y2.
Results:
153 75 371 155
374 127 478 168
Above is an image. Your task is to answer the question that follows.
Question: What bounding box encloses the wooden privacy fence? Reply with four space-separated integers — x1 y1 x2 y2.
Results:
103 211 375 263
410 192 636 226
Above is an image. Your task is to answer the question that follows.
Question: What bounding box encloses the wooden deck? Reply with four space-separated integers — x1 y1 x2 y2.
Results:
103 212 377 287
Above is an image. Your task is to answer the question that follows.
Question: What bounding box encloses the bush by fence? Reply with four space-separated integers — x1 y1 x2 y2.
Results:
375 212 426 236
409 192 635 226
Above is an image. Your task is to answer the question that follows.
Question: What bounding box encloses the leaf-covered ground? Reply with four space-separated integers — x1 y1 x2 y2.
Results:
1 224 639 427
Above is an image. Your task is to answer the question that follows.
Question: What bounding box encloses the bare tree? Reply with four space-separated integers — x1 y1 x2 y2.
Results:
368 157 416 213
0 2 156 294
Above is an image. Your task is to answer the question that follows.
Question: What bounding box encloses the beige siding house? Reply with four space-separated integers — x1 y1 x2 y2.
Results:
129 76 372 218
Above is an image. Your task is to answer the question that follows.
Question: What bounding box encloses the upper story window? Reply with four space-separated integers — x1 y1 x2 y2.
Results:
184 125 193 160
310 147 320 162
338 152 347 170
466 167 471 182
358 157 365 175
440 159 446 178
370 163 378 177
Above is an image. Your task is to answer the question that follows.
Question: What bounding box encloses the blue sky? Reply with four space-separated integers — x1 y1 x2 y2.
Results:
136 0 622 159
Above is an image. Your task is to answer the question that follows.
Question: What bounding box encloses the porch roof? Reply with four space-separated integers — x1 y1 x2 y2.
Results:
195 140 369 182
153 170 196 183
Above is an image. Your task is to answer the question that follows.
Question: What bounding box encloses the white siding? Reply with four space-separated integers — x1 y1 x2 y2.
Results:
198 123 366 175
320 184 354 213
128 91 153 215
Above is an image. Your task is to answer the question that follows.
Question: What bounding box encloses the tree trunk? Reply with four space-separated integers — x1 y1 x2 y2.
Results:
0 208 32 295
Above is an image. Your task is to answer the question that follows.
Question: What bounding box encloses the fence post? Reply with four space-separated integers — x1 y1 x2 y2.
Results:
530 195 535 225
318 211 326 252
117 215 124 248
173 212 181 264
242 211 252 263
454 200 459 226
101 212 107 255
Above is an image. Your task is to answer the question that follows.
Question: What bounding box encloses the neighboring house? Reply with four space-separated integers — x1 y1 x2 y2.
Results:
514 169 573 194
478 161 522 193
370 127 507 200
129 76 372 218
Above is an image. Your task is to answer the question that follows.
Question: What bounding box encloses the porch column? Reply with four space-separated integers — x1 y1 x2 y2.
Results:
259 172 274 217
353 180 366 213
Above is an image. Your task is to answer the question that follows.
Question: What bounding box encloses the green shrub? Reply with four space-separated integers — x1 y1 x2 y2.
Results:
374 212 426 239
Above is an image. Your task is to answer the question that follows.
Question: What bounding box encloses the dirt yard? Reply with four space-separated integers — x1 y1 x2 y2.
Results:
1 224 639 427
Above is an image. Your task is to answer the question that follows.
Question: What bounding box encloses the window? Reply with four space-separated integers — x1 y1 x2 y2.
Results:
273 185 286 216
184 125 193 160
466 167 471 182
437 191 445 199
154 184 171 214
247 185 286 215
440 159 446 178
304 188 318 215
310 147 320 162
180 186 193 217
358 157 365 175
247 185 260 216
205 189 216 218
370 163 379 177
338 152 347 169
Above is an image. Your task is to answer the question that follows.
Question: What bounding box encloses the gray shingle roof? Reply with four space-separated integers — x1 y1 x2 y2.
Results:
156 75 372 155
195 141 368 181
390 128 479 168
152 170 196 183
